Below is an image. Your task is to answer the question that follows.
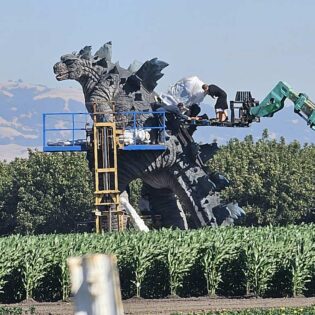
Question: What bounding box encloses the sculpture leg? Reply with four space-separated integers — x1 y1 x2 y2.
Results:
141 183 188 229
168 161 222 228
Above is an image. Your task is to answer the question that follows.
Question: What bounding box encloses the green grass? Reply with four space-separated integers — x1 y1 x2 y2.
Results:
0 306 36 315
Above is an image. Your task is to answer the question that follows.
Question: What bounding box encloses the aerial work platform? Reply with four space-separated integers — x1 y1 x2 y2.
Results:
42 100 259 154
42 111 167 153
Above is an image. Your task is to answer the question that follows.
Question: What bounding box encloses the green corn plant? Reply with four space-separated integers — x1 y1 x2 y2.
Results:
52 234 83 301
164 231 199 296
287 236 315 297
242 227 280 297
275 226 315 297
129 234 164 297
200 229 238 296
20 235 52 300
0 236 22 293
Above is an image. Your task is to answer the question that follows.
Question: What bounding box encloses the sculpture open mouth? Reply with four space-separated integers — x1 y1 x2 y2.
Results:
56 72 69 81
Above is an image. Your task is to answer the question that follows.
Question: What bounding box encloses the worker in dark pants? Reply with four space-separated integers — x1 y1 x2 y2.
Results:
202 84 228 122
151 102 190 142
159 102 190 134
186 103 201 135
188 103 201 117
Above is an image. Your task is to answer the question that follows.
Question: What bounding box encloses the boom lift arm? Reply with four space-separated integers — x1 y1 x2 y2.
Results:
249 81 315 130
188 81 315 130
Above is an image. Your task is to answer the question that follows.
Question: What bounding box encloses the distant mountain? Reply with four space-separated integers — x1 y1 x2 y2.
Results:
0 80 85 161
0 80 313 161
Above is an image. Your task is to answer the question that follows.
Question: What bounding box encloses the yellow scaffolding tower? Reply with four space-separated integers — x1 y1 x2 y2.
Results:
92 108 125 233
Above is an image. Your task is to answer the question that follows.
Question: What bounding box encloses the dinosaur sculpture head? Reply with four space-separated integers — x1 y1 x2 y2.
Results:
54 42 168 116
54 53 85 81
53 43 112 83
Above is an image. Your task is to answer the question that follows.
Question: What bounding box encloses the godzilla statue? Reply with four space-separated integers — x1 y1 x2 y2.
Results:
53 42 244 229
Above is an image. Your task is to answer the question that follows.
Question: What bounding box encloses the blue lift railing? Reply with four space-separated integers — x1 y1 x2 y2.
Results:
42 112 90 152
42 111 166 152
115 111 166 150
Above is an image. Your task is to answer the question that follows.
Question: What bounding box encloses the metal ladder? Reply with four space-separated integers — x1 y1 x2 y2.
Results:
92 109 125 233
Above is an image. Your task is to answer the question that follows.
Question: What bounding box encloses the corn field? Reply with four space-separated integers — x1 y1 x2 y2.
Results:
0 225 314 302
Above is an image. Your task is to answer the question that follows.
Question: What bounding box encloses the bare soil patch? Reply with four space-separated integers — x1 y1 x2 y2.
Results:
4 296 315 315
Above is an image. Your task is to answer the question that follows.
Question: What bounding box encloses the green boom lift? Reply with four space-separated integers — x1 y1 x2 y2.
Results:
249 81 315 130
194 81 315 130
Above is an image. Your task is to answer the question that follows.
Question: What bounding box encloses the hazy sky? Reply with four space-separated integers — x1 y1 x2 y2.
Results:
1 0 315 100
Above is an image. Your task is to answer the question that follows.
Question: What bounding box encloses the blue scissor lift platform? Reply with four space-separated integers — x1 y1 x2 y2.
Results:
43 111 167 152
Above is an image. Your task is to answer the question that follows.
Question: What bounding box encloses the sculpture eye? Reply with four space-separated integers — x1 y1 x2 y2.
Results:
64 59 75 65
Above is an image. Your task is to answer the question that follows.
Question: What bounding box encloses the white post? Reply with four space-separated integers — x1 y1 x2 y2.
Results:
120 196 149 232
67 254 124 315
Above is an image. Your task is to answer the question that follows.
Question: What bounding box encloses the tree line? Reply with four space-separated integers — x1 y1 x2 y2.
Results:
0 130 314 235
208 130 315 226
0 151 93 235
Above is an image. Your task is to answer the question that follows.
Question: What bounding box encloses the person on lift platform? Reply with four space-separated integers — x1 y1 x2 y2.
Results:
202 84 229 122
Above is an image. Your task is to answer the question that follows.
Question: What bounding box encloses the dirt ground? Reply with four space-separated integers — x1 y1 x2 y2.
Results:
6 296 315 315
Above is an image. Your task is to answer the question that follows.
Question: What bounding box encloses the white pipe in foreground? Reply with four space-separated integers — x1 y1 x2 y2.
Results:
120 197 149 232
68 254 124 315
